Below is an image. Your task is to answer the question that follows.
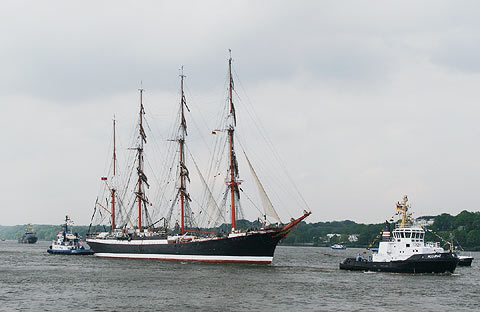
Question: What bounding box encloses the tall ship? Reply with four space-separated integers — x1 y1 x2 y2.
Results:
18 224 38 244
340 195 458 273
87 54 311 264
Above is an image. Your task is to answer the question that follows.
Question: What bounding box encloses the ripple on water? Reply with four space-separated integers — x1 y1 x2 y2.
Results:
0 242 479 311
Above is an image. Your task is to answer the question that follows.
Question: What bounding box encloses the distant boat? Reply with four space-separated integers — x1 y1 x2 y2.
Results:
47 216 94 255
331 244 346 250
457 254 474 266
445 234 474 267
18 224 38 244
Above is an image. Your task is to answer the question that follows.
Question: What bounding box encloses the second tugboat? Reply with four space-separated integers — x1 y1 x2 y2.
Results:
47 216 94 255
340 196 458 273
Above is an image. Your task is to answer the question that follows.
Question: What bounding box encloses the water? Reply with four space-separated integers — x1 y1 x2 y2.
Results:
1 241 478 311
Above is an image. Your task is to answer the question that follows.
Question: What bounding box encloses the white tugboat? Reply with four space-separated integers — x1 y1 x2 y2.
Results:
47 216 94 255
340 196 458 273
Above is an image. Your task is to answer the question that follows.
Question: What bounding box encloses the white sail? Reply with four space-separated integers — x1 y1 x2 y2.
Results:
189 150 226 227
244 152 281 223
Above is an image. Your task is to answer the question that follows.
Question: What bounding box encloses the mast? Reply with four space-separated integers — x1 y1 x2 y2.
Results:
137 88 147 231
228 50 238 231
399 195 409 228
111 118 116 232
64 215 68 236
179 67 187 235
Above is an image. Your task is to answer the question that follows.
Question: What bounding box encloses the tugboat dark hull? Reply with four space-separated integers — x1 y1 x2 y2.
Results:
87 230 286 264
47 248 94 255
340 253 459 273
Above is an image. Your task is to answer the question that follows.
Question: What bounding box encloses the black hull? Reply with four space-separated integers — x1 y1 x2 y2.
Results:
458 257 474 267
87 231 286 264
47 249 95 255
18 235 38 244
340 253 459 273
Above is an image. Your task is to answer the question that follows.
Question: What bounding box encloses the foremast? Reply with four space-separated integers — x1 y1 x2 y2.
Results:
111 118 116 231
228 51 240 232
136 88 148 231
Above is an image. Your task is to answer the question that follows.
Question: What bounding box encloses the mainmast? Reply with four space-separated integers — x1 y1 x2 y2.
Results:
136 88 148 231
178 67 189 235
111 118 116 232
228 50 238 231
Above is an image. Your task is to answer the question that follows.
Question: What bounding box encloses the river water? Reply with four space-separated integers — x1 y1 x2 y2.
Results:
1 240 478 311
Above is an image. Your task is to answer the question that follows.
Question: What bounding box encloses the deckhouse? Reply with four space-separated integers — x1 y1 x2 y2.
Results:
373 224 444 262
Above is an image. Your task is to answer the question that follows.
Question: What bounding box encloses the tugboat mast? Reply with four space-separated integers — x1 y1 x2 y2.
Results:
399 195 409 228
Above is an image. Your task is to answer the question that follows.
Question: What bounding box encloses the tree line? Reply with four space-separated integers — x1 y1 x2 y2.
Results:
282 210 480 251
1 210 479 250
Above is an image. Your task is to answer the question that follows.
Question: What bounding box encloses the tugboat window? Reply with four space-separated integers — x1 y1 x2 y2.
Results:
406 244 410 247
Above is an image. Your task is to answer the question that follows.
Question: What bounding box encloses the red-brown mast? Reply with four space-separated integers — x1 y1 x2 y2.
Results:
137 88 147 232
111 118 116 232
228 50 237 231
179 67 187 235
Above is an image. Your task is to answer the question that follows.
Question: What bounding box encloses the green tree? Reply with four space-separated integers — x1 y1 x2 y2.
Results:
455 210 474 231
466 230 480 249
433 213 455 231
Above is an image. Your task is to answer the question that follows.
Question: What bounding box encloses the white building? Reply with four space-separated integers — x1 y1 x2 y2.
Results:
348 234 359 242
326 234 341 239
415 216 435 227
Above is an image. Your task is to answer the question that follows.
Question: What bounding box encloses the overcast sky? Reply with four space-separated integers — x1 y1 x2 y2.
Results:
2 0 480 226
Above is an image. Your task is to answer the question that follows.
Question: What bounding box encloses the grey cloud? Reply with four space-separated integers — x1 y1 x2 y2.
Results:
2 1 480 225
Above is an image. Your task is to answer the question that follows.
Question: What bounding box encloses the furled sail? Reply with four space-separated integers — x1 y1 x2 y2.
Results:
244 152 281 223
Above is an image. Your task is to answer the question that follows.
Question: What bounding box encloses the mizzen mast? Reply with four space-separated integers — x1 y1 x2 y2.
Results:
136 88 148 231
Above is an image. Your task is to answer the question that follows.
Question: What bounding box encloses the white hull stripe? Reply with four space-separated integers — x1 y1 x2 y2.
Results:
94 253 273 263
87 238 170 245
86 238 224 245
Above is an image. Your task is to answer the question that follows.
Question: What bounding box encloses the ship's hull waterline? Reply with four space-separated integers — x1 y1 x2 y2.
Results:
340 253 459 273
87 231 286 264
47 249 95 255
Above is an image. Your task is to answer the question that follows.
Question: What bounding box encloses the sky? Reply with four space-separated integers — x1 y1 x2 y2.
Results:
2 0 480 226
